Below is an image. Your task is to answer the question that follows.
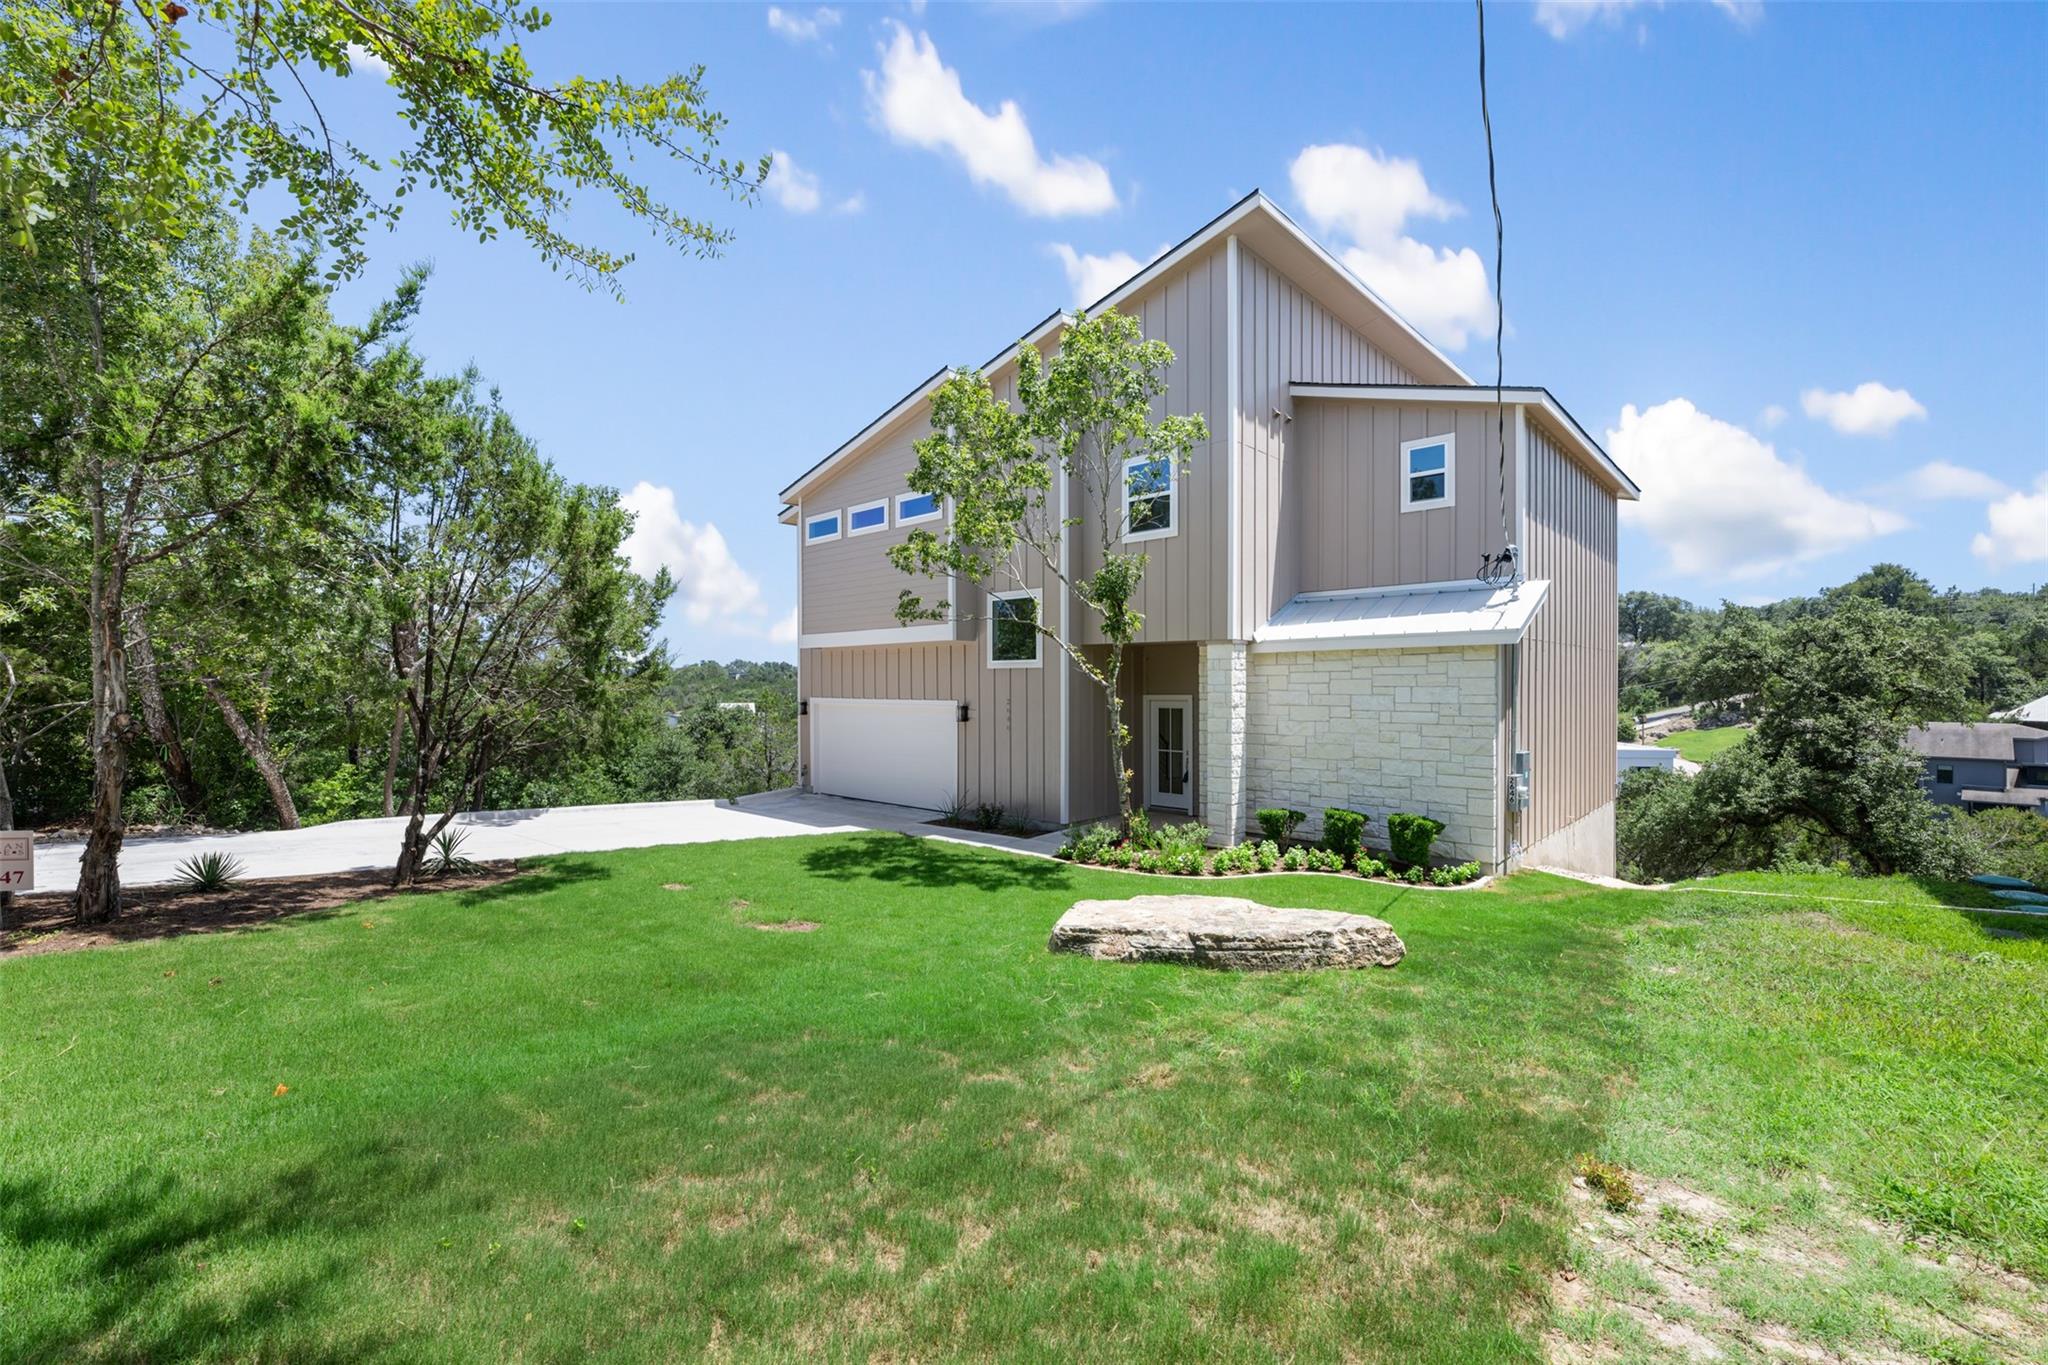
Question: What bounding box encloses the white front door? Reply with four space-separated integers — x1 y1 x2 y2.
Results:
1145 696 1192 811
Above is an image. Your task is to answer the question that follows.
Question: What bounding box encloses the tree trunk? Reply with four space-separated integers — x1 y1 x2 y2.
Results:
126 606 205 815
201 676 300 829
76 571 132 925
1103 646 1132 830
383 700 406 817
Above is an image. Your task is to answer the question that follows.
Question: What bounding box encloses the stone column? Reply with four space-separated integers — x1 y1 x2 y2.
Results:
1198 641 1249 845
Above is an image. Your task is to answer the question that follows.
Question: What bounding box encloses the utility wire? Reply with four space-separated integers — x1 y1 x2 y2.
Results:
1475 0 1516 589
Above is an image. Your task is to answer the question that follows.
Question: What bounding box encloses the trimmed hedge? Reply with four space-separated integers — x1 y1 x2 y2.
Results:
1387 812 1445 868
1322 807 1367 862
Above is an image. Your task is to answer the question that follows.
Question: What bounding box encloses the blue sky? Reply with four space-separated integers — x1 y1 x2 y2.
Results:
321 1 2048 660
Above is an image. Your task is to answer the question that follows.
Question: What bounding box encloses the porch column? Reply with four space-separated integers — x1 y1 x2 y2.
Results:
1198 641 1249 845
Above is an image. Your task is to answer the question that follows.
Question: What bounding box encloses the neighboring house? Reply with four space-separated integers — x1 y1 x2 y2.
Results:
1906 723 2048 815
1993 693 2048 728
776 192 1639 875
1617 743 1681 783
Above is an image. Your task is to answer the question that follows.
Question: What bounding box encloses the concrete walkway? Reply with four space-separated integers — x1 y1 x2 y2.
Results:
24 790 1067 895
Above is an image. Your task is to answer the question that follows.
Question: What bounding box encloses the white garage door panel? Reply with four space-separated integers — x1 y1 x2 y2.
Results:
810 699 958 811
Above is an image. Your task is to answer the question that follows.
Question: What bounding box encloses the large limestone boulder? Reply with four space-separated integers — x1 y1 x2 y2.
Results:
1049 895 1405 971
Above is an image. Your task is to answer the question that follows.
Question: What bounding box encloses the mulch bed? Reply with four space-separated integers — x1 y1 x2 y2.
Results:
0 862 525 959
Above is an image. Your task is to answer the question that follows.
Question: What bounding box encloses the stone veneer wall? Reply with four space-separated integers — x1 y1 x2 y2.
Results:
1197 641 1248 845
1244 645 1501 866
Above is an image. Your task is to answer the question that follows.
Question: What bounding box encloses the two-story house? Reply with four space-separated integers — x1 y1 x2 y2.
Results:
776 192 1639 876
1907 723 2048 815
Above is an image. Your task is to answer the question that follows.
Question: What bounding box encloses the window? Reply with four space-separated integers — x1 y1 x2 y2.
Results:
988 590 1041 668
1400 433 1455 512
805 511 841 543
897 490 942 526
1934 765 1955 785
1123 455 1177 541
847 498 889 537
2020 765 2048 787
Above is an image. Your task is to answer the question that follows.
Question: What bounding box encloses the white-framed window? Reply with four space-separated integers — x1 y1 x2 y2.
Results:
987 589 1042 668
896 490 942 526
1400 433 1454 512
805 510 842 544
847 498 889 537
1123 454 1177 542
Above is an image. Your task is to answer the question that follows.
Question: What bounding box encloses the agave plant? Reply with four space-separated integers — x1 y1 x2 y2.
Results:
426 827 482 878
172 851 245 892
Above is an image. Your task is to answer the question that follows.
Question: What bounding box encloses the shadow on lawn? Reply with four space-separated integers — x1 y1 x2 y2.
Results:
802 831 1075 893
2 1137 435 1361
454 855 614 904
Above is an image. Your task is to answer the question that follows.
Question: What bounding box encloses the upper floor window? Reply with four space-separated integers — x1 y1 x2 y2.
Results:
1123 455 1177 542
988 590 1042 668
847 498 889 537
896 490 942 526
1400 433 1455 512
805 511 841 543
1934 765 1955 785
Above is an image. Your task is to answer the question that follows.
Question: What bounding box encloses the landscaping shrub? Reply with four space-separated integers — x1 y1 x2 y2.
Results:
1135 848 1167 874
1155 821 1210 857
1306 848 1346 873
1163 847 1204 876
1430 861 1483 886
1059 822 1119 862
1126 808 1153 848
1279 845 1311 872
1253 839 1279 871
1209 843 1256 875
1387 812 1445 867
426 828 483 877
1255 808 1306 843
1354 854 1388 878
1322 807 1367 862
973 802 1006 832
1398 864 1428 885
172 851 245 892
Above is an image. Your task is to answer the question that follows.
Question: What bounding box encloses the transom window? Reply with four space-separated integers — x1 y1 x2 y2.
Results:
896 490 942 525
805 510 841 543
988 590 1041 668
1123 455 1177 541
1400 433 1455 512
847 498 889 536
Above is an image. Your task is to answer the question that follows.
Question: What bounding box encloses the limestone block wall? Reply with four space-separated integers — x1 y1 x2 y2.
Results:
1197 641 1248 845
1244 645 1501 866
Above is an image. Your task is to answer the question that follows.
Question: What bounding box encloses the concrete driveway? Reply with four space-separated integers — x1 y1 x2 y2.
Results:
24 790 1065 895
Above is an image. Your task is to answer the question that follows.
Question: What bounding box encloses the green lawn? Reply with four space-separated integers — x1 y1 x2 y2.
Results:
3 836 2043 1362
1651 724 1750 762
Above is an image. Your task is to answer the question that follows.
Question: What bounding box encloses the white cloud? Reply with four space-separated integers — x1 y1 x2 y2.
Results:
1972 474 2048 569
1533 0 1760 39
1047 241 1167 307
1800 381 1927 437
1611 398 1907 580
1882 460 2010 503
863 23 1117 217
770 607 800 644
764 149 824 214
1288 142 1493 351
834 191 866 215
767 5 841 43
1759 403 1787 430
618 482 779 634
343 42 389 76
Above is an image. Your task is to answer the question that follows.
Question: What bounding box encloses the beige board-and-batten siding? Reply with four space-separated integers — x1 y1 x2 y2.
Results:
1233 246 1424 639
799 641 1064 825
1514 418 1619 873
1244 645 1502 866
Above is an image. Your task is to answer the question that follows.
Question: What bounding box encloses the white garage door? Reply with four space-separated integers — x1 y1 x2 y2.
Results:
810 698 958 811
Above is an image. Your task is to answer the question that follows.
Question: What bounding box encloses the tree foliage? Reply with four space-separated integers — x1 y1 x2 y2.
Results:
889 309 1208 824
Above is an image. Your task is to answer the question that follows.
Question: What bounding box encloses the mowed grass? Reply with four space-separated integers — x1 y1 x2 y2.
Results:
1651 724 1749 762
3 835 2043 1362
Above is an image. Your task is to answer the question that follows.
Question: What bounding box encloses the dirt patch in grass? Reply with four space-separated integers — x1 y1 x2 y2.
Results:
749 919 819 933
1548 1172 2048 1363
0 863 524 958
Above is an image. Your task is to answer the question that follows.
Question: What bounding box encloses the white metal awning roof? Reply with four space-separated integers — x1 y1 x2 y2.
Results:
1253 578 1551 653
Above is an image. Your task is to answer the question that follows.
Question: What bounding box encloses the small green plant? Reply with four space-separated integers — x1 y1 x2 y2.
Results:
1430 861 1483 886
172 851 245 892
1355 854 1389 879
1097 843 1132 869
1322 807 1367 862
1059 823 1119 862
1255 808 1306 843
1387 812 1445 868
974 802 1005 832
427 828 483 878
1163 847 1204 876
1154 821 1210 857
1280 845 1311 871
1135 848 1167 874
1573 1153 1639 1212
1306 847 1346 873
1253 839 1279 871
1209 843 1256 875
1126 808 1153 849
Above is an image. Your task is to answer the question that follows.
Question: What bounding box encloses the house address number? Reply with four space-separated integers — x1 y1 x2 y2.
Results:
0 833 32 890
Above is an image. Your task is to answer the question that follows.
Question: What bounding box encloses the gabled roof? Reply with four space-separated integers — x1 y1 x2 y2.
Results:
1905 722 2045 762
1288 383 1640 500
1252 578 1550 653
777 190 1474 508
1994 693 2048 725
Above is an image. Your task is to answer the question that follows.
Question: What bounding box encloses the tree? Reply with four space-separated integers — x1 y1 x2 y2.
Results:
382 386 667 886
1618 590 1692 644
2 0 763 292
888 310 1208 827
1829 562 1940 616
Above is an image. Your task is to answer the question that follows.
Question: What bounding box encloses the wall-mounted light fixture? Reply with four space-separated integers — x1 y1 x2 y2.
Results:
798 700 808 716
958 702 971 723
